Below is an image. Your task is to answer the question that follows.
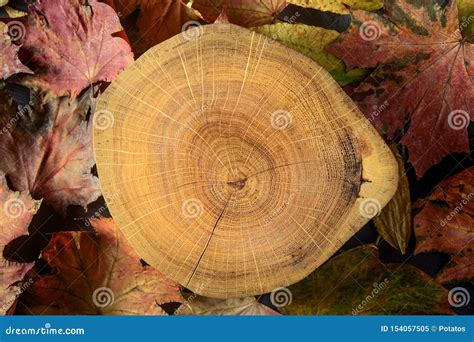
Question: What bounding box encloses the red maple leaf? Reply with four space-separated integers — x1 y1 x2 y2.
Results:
192 0 287 27
327 0 473 177
21 0 133 98
106 0 192 55
0 89 101 215
414 167 474 284
16 219 183 315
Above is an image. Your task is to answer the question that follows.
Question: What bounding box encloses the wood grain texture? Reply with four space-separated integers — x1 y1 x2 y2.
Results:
93 24 398 298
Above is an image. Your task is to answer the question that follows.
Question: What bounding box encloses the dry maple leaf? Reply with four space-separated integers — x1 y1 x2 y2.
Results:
176 296 279 315
193 0 287 27
327 0 473 178
17 218 183 315
21 0 133 98
414 167 474 284
108 0 191 54
0 22 31 80
0 171 40 315
0 89 100 215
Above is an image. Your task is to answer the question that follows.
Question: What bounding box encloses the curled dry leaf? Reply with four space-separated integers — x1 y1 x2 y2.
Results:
0 2 28 18
0 22 32 80
22 0 133 98
0 89 100 215
177 296 279 315
414 167 474 284
327 0 473 177
16 218 183 315
192 0 287 26
374 145 411 254
0 171 40 315
283 245 451 315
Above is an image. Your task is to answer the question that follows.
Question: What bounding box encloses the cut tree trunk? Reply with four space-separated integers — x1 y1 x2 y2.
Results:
93 24 398 298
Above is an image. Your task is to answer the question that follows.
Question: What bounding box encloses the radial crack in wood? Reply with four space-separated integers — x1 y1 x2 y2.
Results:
93 24 398 298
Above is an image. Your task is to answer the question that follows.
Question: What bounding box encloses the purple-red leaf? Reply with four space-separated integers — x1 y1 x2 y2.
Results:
0 90 100 215
0 171 40 315
327 0 473 177
193 0 287 26
21 0 133 98
414 167 474 283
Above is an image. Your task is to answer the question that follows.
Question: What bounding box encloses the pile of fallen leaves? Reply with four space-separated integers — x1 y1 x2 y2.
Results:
0 0 472 315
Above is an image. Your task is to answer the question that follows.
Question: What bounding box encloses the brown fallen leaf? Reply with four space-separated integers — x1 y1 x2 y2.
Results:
0 89 100 215
0 22 31 80
0 171 40 315
176 296 279 315
193 0 287 26
374 145 411 254
109 0 192 55
16 218 183 315
21 0 133 98
414 167 474 284
327 0 473 178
